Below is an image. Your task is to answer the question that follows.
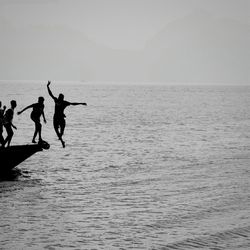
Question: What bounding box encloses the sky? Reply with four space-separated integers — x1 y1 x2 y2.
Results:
0 0 249 83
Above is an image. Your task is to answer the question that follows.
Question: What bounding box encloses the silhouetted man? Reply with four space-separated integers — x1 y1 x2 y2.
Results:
0 101 6 147
18 96 47 143
47 81 87 148
4 100 17 147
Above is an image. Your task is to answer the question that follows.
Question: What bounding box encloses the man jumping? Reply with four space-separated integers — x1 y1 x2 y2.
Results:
47 81 87 148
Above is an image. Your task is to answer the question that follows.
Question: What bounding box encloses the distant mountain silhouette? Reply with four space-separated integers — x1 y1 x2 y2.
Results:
0 11 249 83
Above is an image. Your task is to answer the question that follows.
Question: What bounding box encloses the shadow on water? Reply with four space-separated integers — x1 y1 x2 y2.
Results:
0 168 29 181
0 168 41 197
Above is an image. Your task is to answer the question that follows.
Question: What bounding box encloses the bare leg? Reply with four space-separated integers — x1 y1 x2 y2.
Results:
53 119 65 148
59 119 65 148
60 119 66 138
32 125 38 143
4 125 13 147
37 122 42 141
0 131 4 147
58 124 65 148
53 119 61 139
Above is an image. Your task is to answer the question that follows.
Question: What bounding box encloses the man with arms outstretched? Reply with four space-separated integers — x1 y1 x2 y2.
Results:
47 81 87 148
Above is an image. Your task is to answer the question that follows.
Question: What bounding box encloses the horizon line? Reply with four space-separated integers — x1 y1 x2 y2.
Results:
0 80 249 86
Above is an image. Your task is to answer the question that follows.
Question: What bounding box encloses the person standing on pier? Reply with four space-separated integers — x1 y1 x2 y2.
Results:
18 97 47 143
0 101 6 147
3 100 17 147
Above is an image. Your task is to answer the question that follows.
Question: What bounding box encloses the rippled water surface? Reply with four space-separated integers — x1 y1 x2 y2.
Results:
0 82 250 249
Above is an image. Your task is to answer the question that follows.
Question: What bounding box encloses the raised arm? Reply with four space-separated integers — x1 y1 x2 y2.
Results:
17 104 33 115
47 81 56 100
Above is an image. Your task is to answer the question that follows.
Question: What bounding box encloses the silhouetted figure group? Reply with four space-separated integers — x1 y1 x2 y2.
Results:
0 100 17 147
0 81 87 148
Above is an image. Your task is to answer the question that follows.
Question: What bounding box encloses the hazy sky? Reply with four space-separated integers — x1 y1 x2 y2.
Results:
0 0 249 83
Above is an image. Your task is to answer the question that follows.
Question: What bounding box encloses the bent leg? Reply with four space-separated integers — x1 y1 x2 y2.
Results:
59 118 66 148
0 129 4 147
60 118 66 137
4 125 13 147
53 117 65 148
53 118 61 139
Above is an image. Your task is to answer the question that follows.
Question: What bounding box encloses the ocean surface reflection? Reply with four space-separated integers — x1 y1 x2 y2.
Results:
0 83 250 249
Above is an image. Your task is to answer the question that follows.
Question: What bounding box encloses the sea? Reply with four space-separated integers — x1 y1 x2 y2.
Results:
0 81 249 250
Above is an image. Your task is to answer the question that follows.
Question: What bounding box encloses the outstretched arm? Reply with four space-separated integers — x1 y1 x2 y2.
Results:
47 81 56 100
42 110 46 123
11 123 17 130
17 104 33 115
69 102 87 106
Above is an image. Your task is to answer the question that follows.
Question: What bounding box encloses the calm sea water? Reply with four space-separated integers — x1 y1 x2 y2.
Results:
0 82 250 249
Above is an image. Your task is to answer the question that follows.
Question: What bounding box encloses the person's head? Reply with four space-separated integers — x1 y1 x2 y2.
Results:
38 96 44 104
58 93 64 101
10 100 17 109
